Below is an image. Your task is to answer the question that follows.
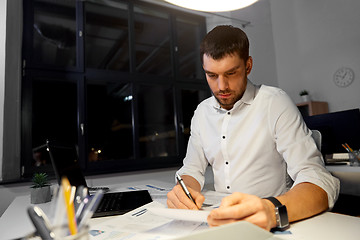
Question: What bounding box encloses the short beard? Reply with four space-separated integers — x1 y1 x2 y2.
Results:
212 92 242 110
214 95 233 109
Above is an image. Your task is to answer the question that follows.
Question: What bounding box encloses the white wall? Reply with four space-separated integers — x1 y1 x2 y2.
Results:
270 0 360 112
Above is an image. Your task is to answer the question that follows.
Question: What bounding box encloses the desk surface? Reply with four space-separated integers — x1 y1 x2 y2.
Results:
1 195 360 240
326 165 360 173
326 165 360 197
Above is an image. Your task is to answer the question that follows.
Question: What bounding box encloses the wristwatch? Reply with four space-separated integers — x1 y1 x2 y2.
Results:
264 197 289 230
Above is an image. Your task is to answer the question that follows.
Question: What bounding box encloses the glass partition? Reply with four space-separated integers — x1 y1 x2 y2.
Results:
176 17 205 80
31 79 78 168
85 1 129 71
138 84 176 158
33 0 76 67
86 81 134 162
21 0 207 178
134 5 172 76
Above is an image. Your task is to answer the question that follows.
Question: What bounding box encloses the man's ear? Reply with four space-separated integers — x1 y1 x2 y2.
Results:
246 56 253 75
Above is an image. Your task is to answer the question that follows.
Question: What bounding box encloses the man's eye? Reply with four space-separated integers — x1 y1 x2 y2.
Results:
207 74 217 78
226 71 236 76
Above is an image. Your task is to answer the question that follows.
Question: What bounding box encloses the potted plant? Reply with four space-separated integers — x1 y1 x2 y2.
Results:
299 90 310 102
30 173 52 204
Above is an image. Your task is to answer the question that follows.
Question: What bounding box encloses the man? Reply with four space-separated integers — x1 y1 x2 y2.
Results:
167 25 339 231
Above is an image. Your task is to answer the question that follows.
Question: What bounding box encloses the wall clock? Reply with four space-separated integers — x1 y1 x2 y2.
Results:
333 67 355 87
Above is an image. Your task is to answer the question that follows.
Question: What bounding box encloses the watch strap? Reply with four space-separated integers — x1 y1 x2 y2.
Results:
264 196 282 207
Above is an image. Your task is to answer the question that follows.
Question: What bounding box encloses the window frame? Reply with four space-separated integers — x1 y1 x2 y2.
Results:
20 0 209 179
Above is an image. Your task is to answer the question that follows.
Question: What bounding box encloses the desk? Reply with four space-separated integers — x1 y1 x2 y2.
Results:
1 194 360 239
326 165 360 196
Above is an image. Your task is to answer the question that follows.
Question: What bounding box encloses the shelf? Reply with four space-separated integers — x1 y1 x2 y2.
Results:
296 101 328 117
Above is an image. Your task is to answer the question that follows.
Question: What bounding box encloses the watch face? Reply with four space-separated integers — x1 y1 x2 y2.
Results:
333 67 355 87
276 205 289 229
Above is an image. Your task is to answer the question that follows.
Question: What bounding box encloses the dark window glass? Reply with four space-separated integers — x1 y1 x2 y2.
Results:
181 89 210 147
21 0 207 179
176 17 204 80
138 84 176 158
87 81 134 162
33 0 76 67
134 5 172 76
85 1 129 71
32 79 77 168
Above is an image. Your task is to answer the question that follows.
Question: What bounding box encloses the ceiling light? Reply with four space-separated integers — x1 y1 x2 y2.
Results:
164 0 258 12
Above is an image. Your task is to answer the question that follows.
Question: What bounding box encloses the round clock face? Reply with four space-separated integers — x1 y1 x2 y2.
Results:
333 67 355 87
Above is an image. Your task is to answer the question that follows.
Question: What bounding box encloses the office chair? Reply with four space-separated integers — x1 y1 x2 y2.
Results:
311 130 322 151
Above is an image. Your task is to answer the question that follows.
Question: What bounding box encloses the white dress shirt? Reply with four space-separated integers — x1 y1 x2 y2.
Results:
177 80 339 208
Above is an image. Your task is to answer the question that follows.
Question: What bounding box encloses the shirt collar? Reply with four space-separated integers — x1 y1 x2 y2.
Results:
210 79 258 111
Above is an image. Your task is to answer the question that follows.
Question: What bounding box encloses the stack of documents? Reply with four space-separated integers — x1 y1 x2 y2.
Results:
325 153 350 165
88 198 281 240
88 201 209 240
88 190 229 240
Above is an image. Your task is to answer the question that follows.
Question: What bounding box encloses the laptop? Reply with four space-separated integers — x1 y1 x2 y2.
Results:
46 141 153 218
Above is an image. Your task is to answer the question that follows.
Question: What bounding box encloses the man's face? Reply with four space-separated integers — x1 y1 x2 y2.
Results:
203 53 252 110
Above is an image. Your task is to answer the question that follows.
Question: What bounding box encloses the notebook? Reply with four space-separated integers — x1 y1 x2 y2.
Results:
46 141 153 218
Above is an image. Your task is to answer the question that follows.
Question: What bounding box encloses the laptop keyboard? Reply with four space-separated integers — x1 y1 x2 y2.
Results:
92 190 153 218
96 193 122 212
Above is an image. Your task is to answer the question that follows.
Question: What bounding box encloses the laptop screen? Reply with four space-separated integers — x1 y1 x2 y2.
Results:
47 142 88 188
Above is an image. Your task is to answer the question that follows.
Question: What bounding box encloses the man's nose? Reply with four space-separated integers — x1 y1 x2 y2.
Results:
218 75 229 91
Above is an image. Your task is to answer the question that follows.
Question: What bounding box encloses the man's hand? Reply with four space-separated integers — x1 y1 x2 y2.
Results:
167 184 205 210
207 192 276 231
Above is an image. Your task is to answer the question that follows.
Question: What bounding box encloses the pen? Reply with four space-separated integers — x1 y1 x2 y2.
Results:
175 173 198 209
27 206 55 240
62 177 78 235
78 190 104 230
75 187 88 220
52 186 66 227
74 186 85 212
343 143 360 161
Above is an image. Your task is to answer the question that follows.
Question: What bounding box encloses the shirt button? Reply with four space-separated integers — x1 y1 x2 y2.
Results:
227 186 230 189
225 162 229 165
222 136 225 139
227 112 230 115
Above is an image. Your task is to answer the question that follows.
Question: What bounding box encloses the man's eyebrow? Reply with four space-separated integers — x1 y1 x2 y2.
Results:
224 65 241 73
204 65 241 74
204 70 216 74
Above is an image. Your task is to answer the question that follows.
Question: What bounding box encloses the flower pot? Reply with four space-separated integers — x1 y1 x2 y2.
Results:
301 95 310 102
30 185 52 204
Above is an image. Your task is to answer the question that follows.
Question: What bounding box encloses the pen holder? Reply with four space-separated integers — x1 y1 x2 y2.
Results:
24 225 89 240
349 150 360 166
55 225 89 240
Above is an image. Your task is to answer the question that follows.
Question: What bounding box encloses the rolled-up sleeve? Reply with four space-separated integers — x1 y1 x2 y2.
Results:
269 90 340 208
176 108 209 189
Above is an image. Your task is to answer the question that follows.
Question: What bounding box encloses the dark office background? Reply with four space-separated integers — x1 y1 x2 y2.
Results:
21 0 211 179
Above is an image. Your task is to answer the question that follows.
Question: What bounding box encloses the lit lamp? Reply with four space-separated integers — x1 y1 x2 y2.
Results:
164 0 258 12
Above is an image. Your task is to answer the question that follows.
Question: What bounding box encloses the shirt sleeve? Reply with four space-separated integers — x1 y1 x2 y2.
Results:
268 90 340 208
176 106 209 189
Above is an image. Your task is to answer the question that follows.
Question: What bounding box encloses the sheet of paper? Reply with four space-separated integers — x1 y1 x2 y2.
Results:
202 190 230 209
89 201 205 240
147 207 211 222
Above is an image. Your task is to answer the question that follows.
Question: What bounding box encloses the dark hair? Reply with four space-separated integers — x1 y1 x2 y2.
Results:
200 25 249 63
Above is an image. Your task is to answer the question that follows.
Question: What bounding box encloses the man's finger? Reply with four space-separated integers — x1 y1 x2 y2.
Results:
219 192 245 207
168 185 198 209
210 200 258 220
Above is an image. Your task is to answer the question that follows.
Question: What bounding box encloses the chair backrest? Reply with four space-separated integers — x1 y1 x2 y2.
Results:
311 130 322 151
